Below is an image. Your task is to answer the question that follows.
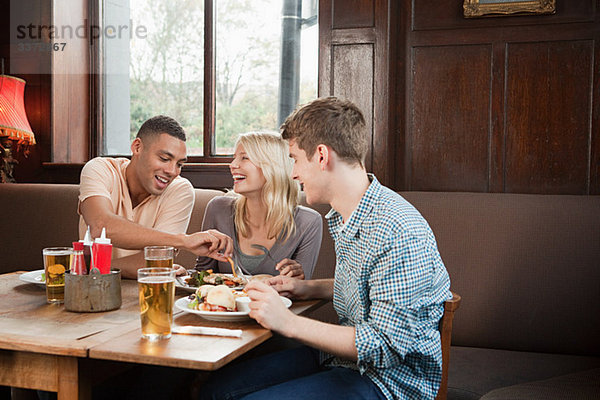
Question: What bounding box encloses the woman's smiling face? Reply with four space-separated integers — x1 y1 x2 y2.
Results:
229 144 266 197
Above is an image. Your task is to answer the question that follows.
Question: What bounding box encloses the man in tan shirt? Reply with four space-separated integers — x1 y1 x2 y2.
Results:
78 115 232 278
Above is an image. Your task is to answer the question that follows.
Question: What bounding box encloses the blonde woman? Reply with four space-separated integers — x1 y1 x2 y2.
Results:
195 132 322 279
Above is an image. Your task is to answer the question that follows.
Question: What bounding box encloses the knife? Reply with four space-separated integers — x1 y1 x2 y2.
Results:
172 326 242 338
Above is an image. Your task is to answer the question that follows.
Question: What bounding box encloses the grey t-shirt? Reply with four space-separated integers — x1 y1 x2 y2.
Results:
195 196 323 279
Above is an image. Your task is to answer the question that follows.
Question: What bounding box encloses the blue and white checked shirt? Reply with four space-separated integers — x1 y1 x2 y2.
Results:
323 175 451 399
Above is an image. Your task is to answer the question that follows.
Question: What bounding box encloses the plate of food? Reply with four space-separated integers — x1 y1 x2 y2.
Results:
176 269 248 292
175 284 291 322
19 270 45 286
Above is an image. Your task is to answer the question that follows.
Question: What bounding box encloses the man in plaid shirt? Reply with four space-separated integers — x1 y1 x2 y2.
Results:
199 97 451 400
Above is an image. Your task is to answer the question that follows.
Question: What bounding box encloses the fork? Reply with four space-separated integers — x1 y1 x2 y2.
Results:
230 253 248 278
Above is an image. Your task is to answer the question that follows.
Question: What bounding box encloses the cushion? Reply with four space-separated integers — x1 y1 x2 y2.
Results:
0 184 80 273
401 192 600 355
448 346 600 400
480 368 600 400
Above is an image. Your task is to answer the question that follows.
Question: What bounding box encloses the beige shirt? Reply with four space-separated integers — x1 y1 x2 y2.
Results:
78 157 195 260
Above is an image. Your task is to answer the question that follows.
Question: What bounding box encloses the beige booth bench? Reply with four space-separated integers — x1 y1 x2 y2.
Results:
1 184 599 399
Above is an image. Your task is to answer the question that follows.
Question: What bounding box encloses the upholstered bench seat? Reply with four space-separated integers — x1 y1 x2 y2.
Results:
480 367 600 400
449 347 600 400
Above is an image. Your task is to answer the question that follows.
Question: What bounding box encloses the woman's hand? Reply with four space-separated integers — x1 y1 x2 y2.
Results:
275 258 304 279
266 275 312 300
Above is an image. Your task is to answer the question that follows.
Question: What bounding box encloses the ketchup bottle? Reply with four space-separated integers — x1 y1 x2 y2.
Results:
92 228 112 274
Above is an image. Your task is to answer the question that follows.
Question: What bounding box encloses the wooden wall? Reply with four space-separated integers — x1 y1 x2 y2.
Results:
319 0 600 194
319 0 396 186
2 0 599 194
1 0 52 182
0 0 83 183
396 0 600 194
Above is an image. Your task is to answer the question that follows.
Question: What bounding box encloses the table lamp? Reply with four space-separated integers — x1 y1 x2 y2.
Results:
0 74 36 183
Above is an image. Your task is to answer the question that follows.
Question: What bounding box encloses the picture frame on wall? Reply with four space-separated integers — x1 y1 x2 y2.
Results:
463 0 556 18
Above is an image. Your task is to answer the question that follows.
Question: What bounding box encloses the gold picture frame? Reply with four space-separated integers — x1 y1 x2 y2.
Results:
464 0 556 18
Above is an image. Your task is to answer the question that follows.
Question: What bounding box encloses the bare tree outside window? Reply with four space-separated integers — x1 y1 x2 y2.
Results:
129 0 205 152
103 0 317 157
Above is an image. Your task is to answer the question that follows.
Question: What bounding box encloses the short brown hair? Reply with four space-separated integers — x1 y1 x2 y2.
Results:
280 97 368 167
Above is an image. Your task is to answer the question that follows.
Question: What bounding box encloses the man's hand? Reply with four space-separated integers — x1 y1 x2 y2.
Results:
275 258 304 279
182 229 233 261
246 280 356 360
245 280 295 333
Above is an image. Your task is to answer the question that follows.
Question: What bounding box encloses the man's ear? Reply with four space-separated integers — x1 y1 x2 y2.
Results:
316 144 329 170
131 137 142 156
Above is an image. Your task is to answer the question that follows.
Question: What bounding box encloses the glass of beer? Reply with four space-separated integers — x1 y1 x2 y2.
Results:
137 267 176 340
43 247 72 304
144 246 175 269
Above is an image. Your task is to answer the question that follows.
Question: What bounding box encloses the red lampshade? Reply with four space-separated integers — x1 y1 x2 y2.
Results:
0 75 35 145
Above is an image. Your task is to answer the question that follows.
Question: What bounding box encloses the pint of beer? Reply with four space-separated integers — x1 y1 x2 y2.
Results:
137 267 176 340
144 246 175 269
43 247 72 303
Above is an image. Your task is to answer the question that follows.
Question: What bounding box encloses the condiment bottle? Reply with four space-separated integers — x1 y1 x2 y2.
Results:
92 228 112 274
82 226 93 274
71 241 87 275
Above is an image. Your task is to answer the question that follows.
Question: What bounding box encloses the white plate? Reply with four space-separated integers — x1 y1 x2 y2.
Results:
174 276 197 293
19 270 45 286
175 295 292 322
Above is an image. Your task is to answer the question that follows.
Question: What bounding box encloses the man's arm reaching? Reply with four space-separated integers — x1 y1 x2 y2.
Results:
80 196 233 278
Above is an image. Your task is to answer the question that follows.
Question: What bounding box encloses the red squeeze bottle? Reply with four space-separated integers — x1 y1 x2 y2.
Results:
92 228 112 274
71 241 87 275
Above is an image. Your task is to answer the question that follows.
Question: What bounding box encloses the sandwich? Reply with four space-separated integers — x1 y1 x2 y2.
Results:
190 284 236 312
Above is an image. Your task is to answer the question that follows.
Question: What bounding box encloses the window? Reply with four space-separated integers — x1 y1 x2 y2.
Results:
102 0 318 159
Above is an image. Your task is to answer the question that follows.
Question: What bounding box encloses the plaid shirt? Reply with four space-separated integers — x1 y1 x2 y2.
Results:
323 175 451 399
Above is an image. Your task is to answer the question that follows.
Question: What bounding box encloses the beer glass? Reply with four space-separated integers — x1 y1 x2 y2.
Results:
43 247 72 304
137 267 176 340
144 246 175 269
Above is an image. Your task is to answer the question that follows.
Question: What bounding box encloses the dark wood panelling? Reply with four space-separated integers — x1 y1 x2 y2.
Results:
2 0 53 183
332 0 374 29
504 40 594 194
332 44 374 171
412 0 595 31
591 34 600 195
399 0 599 194
51 0 90 164
410 45 492 191
372 0 395 186
13 72 51 182
3 0 598 194
489 41 506 193
181 164 232 190
320 0 393 186
393 0 407 190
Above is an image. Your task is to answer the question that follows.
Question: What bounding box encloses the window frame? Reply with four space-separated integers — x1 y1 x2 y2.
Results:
94 0 278 163
93 0 233 163
91 0 318 166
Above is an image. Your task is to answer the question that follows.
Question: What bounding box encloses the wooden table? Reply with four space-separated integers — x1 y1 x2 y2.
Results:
0 272 324 400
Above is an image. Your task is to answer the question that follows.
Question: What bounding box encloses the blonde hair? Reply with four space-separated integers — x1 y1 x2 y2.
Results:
232 132 300 241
